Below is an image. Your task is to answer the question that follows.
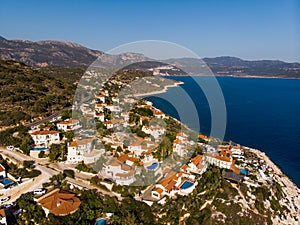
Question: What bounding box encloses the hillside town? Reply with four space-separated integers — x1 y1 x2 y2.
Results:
0 75 299 225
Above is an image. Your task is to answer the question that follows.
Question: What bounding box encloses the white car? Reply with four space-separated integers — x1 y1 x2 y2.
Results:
5 202 14 208
0 196 10 204
33 188 46 195
6 146 14 151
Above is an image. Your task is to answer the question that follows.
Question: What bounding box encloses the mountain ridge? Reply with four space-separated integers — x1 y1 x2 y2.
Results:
1 36 300 78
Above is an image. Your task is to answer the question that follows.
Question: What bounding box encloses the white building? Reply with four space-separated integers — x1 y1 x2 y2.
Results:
188 155 207 174
142 125 166 139
153 109 165 119
204 150 233 170
56 119 81 132
104 120 121 129
101 158 136 185
0 164 6 179
95 113 105 122
151 170 197 200
67 139 93 163
128 139 155 157
30 130 60 146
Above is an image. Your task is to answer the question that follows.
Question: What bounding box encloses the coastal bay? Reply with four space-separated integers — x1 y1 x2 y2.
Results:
145 76 300 187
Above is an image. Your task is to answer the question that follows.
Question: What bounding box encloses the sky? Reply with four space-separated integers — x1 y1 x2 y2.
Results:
0 0 299 62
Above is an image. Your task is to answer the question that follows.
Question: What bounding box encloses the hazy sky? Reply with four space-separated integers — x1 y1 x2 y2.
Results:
1 0 299 62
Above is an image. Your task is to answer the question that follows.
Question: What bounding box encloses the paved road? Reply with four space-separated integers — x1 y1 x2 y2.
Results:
0 147 121 203
25 95 93 128
26 107 71 128
0 148 59 203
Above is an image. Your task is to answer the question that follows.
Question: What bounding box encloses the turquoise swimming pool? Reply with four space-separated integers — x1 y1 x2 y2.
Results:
180 181 194 189
146 162 159 171
240 168 249 175
30 147 49 151
0 178 14 187
95 219 107 225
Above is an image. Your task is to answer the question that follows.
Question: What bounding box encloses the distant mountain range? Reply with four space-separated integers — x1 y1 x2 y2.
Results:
0 35 103 68
1 35 300 78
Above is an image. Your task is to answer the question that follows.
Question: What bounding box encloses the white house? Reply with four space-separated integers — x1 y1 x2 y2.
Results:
104 120 121 129
67 138 93 164
128 139 155 157
0 164 6 179
95 103 107 112
204 150 233 170
188 155 207 174
30 130 60 146
56 119 81 132
142 125 166 139
153 109 165 119
151 170 197 200
96 94 106 102
101 158 136 185
95 113 105 122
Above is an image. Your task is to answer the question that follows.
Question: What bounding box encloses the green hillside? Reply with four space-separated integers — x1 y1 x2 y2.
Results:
0 60 84 126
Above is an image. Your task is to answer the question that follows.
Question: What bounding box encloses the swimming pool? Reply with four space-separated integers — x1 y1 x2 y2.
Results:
146 162 159 171
180 181 194 189
95 219 107 225
240 168 249 175
0 178 14 187
30 147 49 151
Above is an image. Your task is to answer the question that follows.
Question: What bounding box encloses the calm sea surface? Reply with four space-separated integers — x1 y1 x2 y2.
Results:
145 76 300 187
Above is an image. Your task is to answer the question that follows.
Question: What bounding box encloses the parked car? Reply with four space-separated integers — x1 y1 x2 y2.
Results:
33 188 46 195
6 146 14 151
0 196 10 204
5 202 14 208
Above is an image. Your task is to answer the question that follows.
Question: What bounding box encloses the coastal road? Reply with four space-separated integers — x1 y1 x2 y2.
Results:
25 94 93 128
0 147 121 202
0 148 59 203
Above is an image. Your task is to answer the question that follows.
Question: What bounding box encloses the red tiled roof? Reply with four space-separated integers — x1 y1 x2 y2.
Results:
38 189 80 216
191 155 203 166
31 130 58 135
0 164 5 172
57 119 79 125
154 187 163 194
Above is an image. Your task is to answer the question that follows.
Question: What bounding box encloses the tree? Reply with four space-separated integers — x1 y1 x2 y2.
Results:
61 110 72 120
63 169 75 178
38 150 46 158
16 192 46 224
48 144 60 162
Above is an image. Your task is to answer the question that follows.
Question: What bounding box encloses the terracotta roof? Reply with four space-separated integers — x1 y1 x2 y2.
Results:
173 138 181 145
108 158 122 167
199 134 209 139
115 170 135 178
216 155 231 162
68 142 78 147
0 208 5 217
191 155 203 166
165 180 177 191
117 154 140 164
57 119 79 125
104 120 119 125
0 164 5 172
69 139 93 147
181 164 188 170
38 189 80 216
31 130 59 135
153 187 163 194
230 163 240 174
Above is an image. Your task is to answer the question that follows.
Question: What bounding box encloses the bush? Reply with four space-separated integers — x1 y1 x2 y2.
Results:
38 150 46 158
63 169 75 179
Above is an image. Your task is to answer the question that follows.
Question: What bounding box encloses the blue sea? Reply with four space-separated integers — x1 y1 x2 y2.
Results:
145 76 300 187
